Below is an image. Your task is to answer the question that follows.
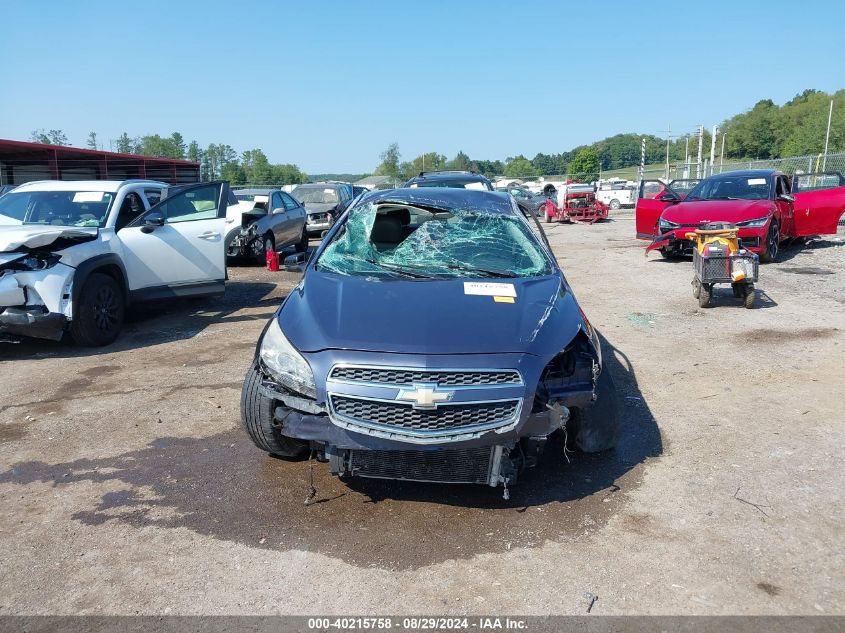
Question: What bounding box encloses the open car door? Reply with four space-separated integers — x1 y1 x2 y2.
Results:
791 172 845 236
119 182 229 297
635 179 697 239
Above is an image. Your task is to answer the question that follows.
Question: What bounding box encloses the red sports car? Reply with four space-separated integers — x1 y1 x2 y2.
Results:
635 169 845 261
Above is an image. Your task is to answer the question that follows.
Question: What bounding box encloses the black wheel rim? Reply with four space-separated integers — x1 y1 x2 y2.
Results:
768 224 779 259
93 286 119 332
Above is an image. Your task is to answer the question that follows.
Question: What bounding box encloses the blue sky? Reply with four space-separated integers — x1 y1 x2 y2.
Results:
1 0 843 173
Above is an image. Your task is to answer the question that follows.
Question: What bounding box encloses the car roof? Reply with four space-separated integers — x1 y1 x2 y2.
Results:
294 182 347 188
406 171 490 184
361 187 515 215
704 169 780 180
10 179 169 193
234 188 278 195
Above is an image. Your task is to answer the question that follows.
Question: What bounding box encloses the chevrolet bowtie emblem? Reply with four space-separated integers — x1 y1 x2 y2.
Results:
396 383 453 409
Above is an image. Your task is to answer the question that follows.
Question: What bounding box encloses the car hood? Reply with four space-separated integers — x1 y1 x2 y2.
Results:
0 226 98 253
303 202 337 215
225 201 257 223
663 199 775 224
280 271 586 356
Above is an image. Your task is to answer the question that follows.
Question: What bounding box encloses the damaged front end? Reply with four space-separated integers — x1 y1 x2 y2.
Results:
226 213 265 259
0 250 75 341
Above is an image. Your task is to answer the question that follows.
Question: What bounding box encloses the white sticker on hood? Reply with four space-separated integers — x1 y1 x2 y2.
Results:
72 191 105 203
464 282 516 297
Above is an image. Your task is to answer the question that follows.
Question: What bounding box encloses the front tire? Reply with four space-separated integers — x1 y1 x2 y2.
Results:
70 273 125 346
743 284 756 309
760 221 780 263
698 283 712 308
294 225 309 253
241 364 309 458
258 233 275 265
565 368 620 453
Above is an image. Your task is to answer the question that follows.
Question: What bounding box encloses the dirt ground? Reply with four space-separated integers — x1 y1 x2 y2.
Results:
1 213 843 616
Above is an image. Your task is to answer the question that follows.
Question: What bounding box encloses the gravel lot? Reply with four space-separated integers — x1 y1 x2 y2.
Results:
1 214 843 615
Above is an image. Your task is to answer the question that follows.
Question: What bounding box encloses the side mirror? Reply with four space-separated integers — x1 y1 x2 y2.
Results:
777 194 795 203
272 207 285 215
657 192 680 203
284 252 306 273
140 212 165 233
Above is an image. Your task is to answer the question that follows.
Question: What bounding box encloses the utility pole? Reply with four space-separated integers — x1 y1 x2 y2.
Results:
710 125 718 177
639 137 646 182
665 123 671 181
823 99 833 170
696 125 704 178
720 133 726 173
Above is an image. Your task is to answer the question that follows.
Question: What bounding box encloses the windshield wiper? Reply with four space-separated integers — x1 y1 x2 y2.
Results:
364 258 432 279
445 263 516 278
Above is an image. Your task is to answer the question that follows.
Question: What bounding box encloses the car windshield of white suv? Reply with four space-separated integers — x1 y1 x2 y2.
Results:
0 190 115 227
684 176 771 201
317 202 552 279
292 187 339 204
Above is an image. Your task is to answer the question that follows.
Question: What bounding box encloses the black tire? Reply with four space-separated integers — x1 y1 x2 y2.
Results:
258 233 275 265
294 225 309 253
566 368 620 453
69 273 125 346
731 283 743 298
659 247 678 259
743 284 756 309
609 199 620 210
240 364 309 458
698 283 711 308
760 221 780 263
692 279 701 299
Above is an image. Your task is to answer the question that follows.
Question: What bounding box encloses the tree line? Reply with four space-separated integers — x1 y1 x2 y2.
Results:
373 88 843 181
29 129 309 186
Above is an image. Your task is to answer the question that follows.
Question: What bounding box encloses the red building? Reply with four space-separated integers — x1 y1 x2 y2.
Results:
0 139 200 185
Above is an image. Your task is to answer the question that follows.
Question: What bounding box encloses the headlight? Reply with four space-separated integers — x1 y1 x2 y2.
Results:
658 217 679 231
4 253 61 272
735 215 770 228
259 317 316 398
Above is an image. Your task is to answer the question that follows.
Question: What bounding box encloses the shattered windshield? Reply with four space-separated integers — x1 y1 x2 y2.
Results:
685 176 771 201
0 190 115 227
292 187 339 204
317 201 553 279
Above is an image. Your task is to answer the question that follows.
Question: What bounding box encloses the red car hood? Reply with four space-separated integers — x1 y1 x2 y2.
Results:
663 199 775 224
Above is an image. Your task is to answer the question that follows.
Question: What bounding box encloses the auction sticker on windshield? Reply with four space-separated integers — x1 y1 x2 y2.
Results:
464 282 517 297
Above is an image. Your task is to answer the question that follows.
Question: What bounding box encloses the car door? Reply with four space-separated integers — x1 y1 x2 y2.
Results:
791 172 845 236
267 191 290 246
635 180 679 238
117 182 229 295
635 179 700 238
281 192 305 241
772 175 795 237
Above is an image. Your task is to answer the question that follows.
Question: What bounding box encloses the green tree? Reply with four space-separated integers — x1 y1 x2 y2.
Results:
86 131 98 150
400 152 446 178
220 162 247 185
503 155 539 178
567 147 600 181
446 150 475 171
115 132 134 154
169 132 186 159
271 164 309 185
30 129 68 145
375 142 401 178
241 148 272 184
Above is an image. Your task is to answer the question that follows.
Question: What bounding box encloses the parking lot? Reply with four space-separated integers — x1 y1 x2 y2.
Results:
0 212 842 615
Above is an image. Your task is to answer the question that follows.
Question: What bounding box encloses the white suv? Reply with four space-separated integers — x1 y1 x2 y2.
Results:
0 179 229 345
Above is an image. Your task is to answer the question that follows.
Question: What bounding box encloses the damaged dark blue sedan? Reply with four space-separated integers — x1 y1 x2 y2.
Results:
241 187 620 496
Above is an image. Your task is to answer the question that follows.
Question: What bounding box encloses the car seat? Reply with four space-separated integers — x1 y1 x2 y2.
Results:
370 209 410 251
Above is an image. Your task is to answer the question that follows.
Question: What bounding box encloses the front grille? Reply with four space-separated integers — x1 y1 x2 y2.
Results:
330 366 521 386
349 447 493 484
331 396 519 433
